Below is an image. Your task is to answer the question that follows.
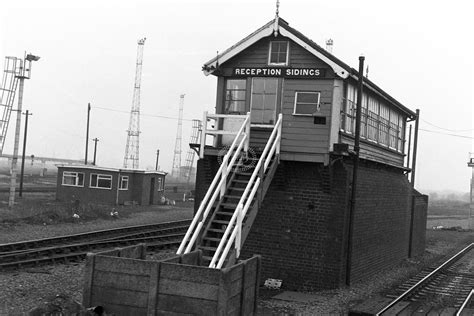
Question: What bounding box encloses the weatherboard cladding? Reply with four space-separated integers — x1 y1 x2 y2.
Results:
205 17 415 118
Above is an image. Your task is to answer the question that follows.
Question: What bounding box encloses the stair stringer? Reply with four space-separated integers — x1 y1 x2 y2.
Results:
224 155 280 268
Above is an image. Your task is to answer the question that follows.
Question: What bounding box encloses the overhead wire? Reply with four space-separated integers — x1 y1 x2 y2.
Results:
93 105 196 122
421 118 473 133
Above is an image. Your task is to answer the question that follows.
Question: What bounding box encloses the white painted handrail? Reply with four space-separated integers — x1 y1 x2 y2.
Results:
210 114 283 268
177 112 250 255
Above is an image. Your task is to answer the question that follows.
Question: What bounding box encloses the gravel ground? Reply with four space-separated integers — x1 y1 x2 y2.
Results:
1 209 472 315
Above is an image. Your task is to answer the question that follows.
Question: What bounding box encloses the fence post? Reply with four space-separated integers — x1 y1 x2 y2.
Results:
221 157 227 197
245 112 251 154
236 204 243 257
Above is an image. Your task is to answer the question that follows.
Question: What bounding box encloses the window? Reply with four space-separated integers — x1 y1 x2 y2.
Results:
90 173 112 189
119 176 129 190
250 78 278 125
62 171 84 187
157 178 164 191
224 79 246 114
340 84 406 153
268 41 289 65
293 92 320 115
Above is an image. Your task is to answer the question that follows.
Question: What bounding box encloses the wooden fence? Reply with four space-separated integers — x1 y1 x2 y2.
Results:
83 244 261 315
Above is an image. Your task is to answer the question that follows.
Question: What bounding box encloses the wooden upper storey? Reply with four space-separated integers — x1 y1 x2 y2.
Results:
202 17 416 168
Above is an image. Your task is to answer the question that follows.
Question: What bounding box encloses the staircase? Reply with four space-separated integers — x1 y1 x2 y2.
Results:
0 57 21 154
177 112 282 269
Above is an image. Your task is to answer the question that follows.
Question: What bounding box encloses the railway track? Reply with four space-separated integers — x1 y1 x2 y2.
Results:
0 219 191 270
351 243 474 315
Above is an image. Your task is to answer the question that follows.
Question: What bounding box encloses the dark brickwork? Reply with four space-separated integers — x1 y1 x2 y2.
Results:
194 155 220 213
410 192 428 258
193 155 427 290
347 161 412 284
241 161 348 290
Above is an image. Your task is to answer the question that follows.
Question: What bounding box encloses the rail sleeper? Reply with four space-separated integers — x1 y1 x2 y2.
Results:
83 244 261 315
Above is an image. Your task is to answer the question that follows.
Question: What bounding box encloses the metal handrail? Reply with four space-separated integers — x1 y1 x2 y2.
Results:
209 113 283 268
176 112 250 255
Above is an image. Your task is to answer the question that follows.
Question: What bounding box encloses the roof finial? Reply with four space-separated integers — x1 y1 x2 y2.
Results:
273 0 280 37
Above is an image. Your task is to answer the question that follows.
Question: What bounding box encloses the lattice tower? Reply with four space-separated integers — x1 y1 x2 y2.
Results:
171 94 185 178
184 119 202 183
123 38 146 169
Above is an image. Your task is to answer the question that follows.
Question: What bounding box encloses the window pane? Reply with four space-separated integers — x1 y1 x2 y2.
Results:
226 90 245 101
269 42 288 64
226 79 245 90
225 100 245 113
251 109 263 124
264 94 276 111
77 173 84 186
63 175 75 185
295 103 315 115
265 78 278 93
251 94 264 110
253 78 265 93
91 174 97 186
297 93 318 103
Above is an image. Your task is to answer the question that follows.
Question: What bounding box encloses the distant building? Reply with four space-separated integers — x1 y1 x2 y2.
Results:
56 165 166 205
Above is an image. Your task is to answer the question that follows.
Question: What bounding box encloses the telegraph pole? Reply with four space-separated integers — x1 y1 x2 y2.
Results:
19 110 32 197
9 54 40 207
85 103 91 165
92 138 99 165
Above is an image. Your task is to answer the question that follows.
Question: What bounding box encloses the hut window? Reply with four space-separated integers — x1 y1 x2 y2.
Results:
90 173 112 189
62 171 84 187
157 178 164 191
225 79 246 114
119 176 129 190
250 78 278 125
268 41 289 65
293 92 320 116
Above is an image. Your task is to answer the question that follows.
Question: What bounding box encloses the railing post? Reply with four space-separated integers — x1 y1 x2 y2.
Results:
245 112 251 154
200 111 207 158
221 156 227 197
235 204 243 258
257 160 264 208
276 114 282 156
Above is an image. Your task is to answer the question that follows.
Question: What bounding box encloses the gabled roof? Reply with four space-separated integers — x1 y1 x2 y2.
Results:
202 17 416 118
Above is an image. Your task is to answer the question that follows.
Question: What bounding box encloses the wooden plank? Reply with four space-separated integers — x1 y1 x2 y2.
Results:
217 269 231 315
162 256 181 263
243 258 258 289
100 302 148 316
281 127 330 135
160 262 220 284
82 253 95 307
228 278 243 298
239 260 248 316
92 270 149 292
91 285 148 308
147 261 160 316
281 144 327 154
253 256 261 314
282 134 329 142
94 255 151 275
156 294 217 315
119 244 145 259
181 251 199 266
226 294 242 316
158 278 219 300
227 263 244 282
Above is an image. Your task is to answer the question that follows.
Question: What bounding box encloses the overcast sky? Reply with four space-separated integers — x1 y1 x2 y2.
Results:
0 0 472 193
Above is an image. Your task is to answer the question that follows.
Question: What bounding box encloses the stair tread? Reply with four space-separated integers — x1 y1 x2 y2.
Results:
203 236 222 242
199 245 217 251
232 179 248 183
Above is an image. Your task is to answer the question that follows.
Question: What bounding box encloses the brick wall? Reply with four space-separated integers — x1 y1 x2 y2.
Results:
240 161 348 290
193 155 425 290
346 160 412 284
410 192 428 258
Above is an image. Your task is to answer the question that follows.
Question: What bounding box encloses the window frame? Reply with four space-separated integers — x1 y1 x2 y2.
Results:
119 175 129 190
224 79 247 114
62 171 84 187
90 173 113 190
157 178 164 191
292 91 321 116
250 77 278 126
268 41 289 66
